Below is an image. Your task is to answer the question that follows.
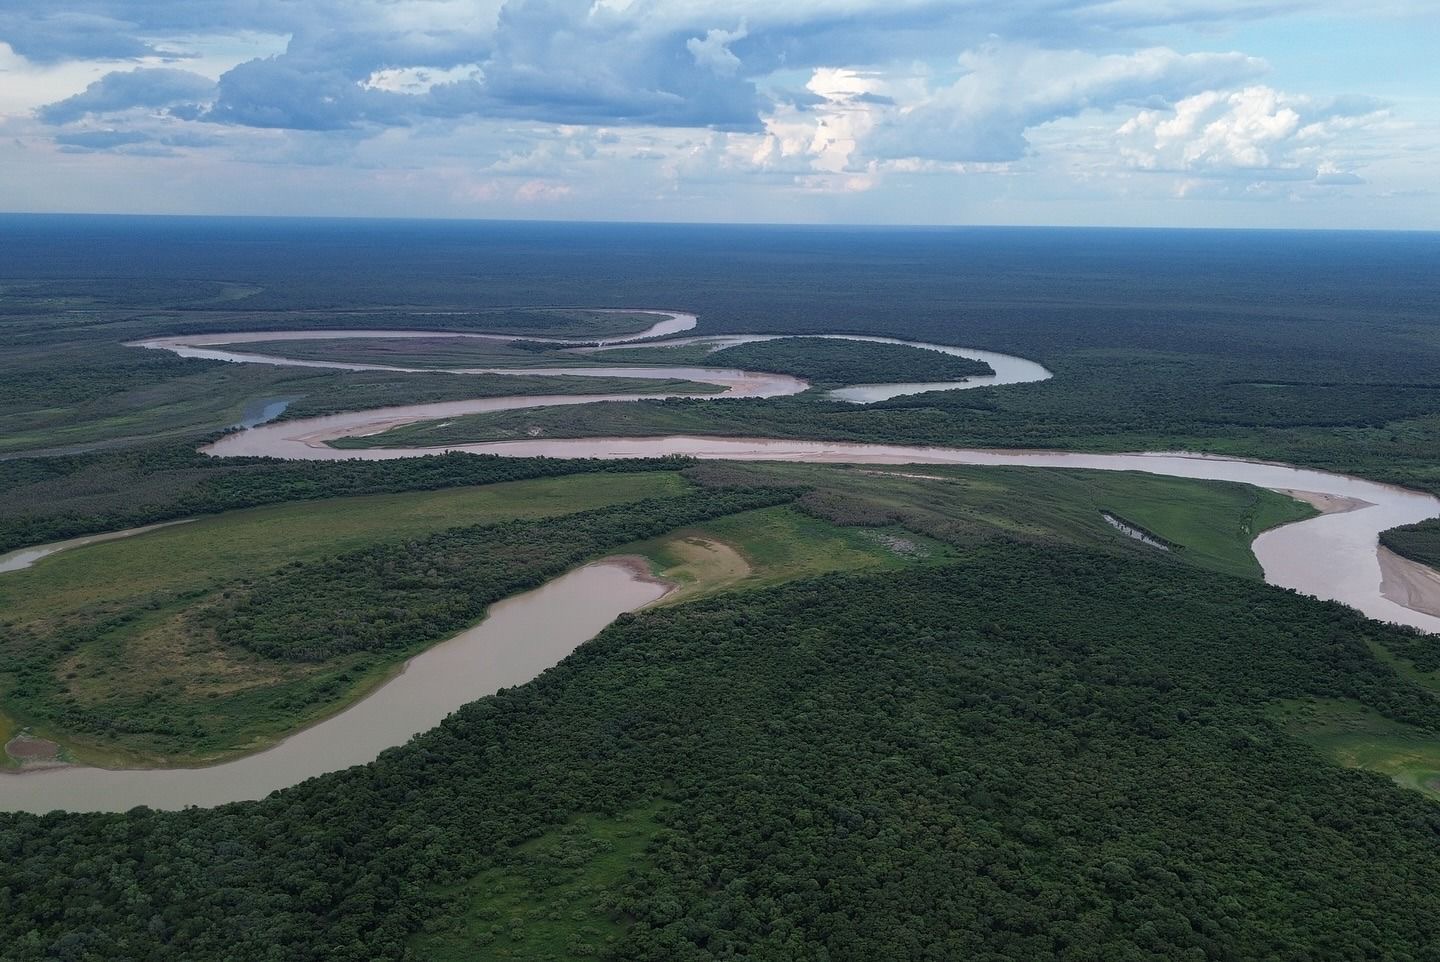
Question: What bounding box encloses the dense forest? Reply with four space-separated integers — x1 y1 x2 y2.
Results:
7 544 1440 959
1381 520 1440 571
0 482 792 759
5 222 1440 494
5 221 1440 960
0 446 695 554
704 337 992 385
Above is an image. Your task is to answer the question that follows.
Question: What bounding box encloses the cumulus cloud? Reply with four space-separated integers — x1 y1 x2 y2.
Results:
456 0 762 128
205 57 408 130
38 68 216 123
867 45 1267 163
687 25 747 76
51 0 759 132
5 0 1429 222
17 0 1294 136
0 11 168 63
1116 85 1387 183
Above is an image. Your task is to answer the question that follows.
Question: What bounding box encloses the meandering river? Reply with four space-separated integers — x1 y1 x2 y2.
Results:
4 309 1438 813
0 562 667 813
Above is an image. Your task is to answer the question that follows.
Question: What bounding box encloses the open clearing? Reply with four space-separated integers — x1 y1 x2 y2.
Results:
0 471 689 619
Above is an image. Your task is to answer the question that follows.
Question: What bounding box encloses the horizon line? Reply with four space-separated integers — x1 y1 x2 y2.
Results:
1 211 1437 235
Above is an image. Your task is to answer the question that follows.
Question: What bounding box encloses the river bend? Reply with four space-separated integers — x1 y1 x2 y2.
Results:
3 309 1437 813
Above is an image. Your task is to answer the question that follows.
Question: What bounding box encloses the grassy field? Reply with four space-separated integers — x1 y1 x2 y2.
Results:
1271 698 1440 801
709 462 1313 580
0 462 1309 767
0 358 716 456
635 506 946 605
0 473 690 766
0 306 702 455
0 707 18 769
413 800 667 960
0 472 690 619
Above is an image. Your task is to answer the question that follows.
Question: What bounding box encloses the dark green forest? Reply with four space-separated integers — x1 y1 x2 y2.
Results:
5 222 1440 960
0 447 694 554
1382 521 1440 571
8 546 1440 960
0 486 794 757
705 337 992 385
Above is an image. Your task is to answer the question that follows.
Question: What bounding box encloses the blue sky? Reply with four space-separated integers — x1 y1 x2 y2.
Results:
0 1 1435 228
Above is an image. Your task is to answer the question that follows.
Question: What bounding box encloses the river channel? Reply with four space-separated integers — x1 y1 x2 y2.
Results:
3 309 1437 812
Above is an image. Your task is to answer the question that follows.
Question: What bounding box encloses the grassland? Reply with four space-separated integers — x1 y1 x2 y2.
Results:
705 462 1313 580
0 354 715 456
0 473 690 766
635 506 946 605
1271 698 1440 801
246 334 993 386
0 307 701 456
1 460 1311 768
0 473 689 619
239 336 609 369
413 801 666 960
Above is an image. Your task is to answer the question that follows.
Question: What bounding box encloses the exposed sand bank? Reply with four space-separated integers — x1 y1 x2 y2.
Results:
1273 488 1374 515
1380 546 1440 619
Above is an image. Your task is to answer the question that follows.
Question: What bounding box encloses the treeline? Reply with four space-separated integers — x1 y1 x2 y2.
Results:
1 484 796 754
207 487 796 662
1380 519 1440 573
709 337 993 385
0 445 697 554
7 546 1440 959
347 364 1440 498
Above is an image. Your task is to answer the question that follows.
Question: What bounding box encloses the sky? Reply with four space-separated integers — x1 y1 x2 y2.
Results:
0 1 1436 228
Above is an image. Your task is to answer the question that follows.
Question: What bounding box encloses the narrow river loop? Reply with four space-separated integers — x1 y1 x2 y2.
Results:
4 309 1438 813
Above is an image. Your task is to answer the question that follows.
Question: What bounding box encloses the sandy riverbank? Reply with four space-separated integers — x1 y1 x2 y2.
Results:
1273 488 1374 515
1380 547 1440 619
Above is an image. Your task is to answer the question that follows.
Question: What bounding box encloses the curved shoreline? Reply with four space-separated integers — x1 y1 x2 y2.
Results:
130 313 1052 404
0 560 671 812
133 312 1440 632
5 308 1440 812
0 519 196 575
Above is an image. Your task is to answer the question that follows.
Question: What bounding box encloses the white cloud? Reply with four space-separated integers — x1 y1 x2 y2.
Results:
0 0 1434 225
1116 85 1387 184
363 64 483 95
866 45 1267 163
687 24 747 76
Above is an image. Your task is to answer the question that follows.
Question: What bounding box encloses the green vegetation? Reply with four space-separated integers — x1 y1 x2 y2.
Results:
227 333 995 388
414 802 667 960
1272 698 1440 800
238 335 608 370
707 336 992 384
11 545 1440 959
634 504 942 604
1381 518 1440 569
680 461 1311 580
1 473 688 618
0 307 690 456
338 386 1440 501
0 447 694 554
584 343 718 365
0 358 710 456
1088 473 1313 578
0 462 1307 764
0 484 790 762
6 227 1440 961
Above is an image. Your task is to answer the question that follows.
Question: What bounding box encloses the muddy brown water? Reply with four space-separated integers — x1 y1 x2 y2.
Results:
0 562 667 813
4 310 1437 812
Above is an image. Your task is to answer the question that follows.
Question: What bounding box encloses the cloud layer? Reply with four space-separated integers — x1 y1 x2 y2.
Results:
0 0 1431 225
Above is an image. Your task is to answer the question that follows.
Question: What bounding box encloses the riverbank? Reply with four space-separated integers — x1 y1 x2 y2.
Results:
0 560 670 812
